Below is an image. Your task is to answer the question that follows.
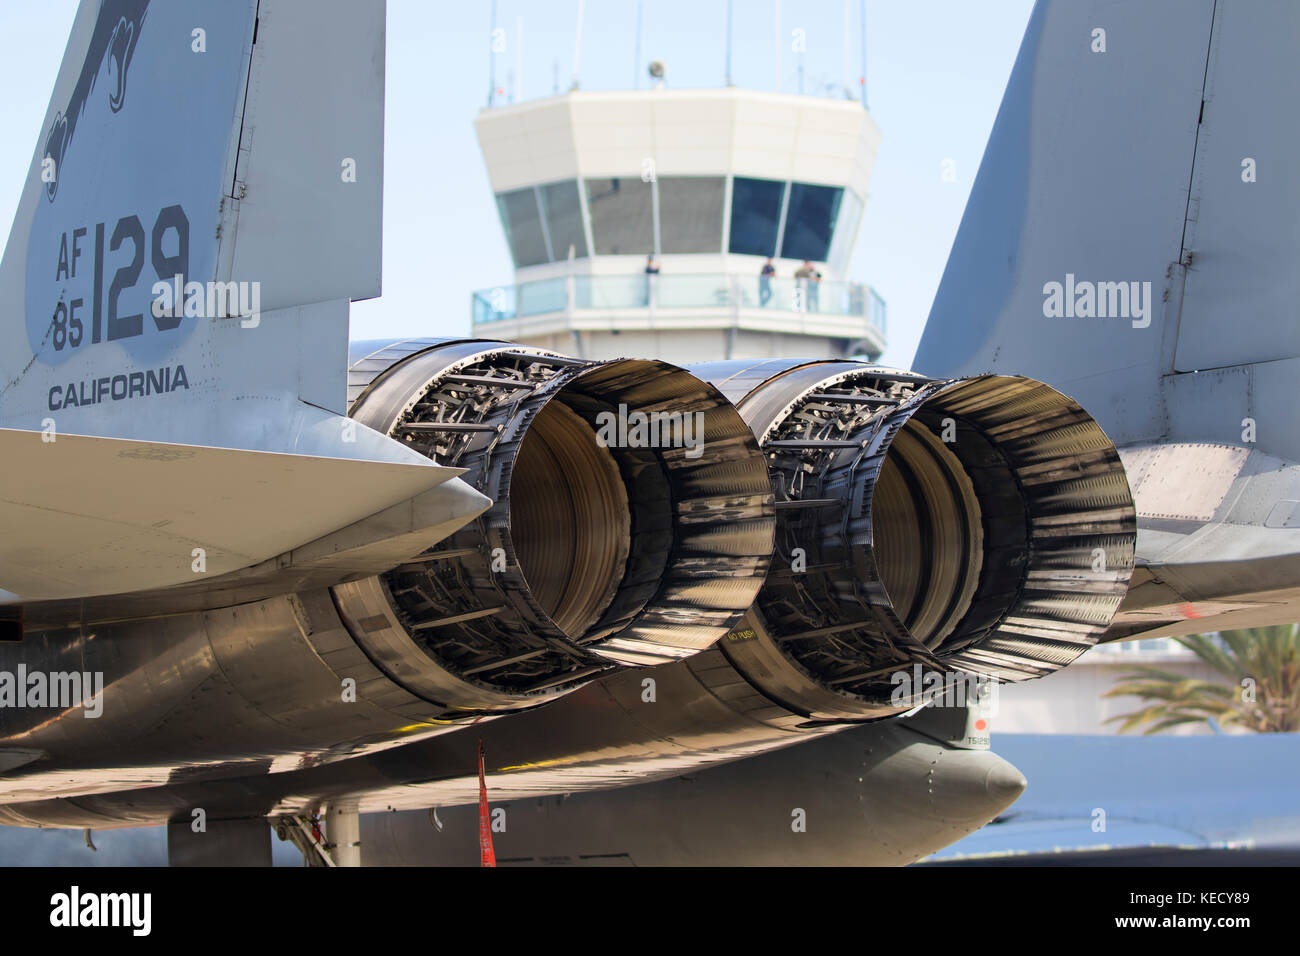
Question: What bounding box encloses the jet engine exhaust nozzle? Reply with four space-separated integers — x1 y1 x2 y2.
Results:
334 341 776 717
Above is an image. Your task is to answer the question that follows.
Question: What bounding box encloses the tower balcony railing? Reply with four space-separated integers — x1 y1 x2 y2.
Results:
1084 637 1200 662
471 273 887 340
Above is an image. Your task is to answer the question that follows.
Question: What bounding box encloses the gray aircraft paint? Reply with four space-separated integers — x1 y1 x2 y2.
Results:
0 0 404 465
915 0 1300 460
24 0 239 369
40 0 151 205
914 0 1300 639
914 0 1216 443
359 709 1028 868
0 0 475 602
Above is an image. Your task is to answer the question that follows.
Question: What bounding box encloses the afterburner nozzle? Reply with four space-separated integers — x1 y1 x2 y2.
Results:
334 341 776 716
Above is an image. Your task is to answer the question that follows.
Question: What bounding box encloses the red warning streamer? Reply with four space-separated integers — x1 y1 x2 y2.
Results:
477 739 497 867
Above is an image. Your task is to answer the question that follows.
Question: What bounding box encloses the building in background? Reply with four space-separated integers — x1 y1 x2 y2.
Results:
995 638 1237 736
471 88 887 364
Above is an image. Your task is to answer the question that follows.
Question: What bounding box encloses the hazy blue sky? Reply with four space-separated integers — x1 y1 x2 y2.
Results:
0 0 1034 369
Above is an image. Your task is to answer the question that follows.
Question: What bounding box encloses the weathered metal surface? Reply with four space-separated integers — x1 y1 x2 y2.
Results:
696 360 1136 717
1119 443 1248 522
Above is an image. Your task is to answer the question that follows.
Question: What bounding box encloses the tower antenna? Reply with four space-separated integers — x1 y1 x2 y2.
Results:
725 0 734 87
634 1 643 89
571 0 585 90
773 0 781 92
515 15 523 103
487 0 498 107
860 0 869 108
842 0 850 98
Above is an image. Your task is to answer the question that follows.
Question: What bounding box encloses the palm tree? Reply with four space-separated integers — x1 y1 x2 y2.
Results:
1103 624 1300 734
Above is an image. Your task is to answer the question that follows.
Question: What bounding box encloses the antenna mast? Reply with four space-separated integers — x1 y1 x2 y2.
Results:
487 0 498 107
571 0 585 90
841 0 850 98
725 0 734 87
515 15 523 103
860 0 868 108
634 1 643 89
774 0 781 92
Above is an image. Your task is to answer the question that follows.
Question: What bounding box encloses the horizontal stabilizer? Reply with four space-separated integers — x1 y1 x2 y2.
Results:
0 428 469 601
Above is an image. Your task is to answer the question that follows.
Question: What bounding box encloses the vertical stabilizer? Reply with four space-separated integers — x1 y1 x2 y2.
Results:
0 0 402 463
915 0 1300 465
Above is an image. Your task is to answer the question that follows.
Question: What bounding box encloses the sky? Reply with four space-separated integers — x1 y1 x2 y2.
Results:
0 0 1035 369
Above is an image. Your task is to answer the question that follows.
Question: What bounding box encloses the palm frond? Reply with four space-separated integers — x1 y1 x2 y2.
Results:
1106 624 1300 734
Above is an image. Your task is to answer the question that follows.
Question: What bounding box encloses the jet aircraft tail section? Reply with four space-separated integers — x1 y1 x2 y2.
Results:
0 1 479 607
915 0 1300 639
914 0 1300 465
0 0 392 462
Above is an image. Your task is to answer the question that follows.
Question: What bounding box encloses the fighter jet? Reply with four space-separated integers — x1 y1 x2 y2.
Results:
0 0 1287 866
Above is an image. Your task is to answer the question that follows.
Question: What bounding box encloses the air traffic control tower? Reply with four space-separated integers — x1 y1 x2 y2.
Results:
470 88 886 364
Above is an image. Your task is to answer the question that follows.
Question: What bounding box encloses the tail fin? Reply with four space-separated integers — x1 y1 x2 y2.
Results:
914 0 1300 464
0 0 398 463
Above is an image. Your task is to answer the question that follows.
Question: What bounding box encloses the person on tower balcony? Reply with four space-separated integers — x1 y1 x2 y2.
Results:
795 260 822 312
759 258 776 306
643 255 660 306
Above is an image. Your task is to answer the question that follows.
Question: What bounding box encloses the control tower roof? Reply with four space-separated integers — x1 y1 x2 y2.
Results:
477 87 879 203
